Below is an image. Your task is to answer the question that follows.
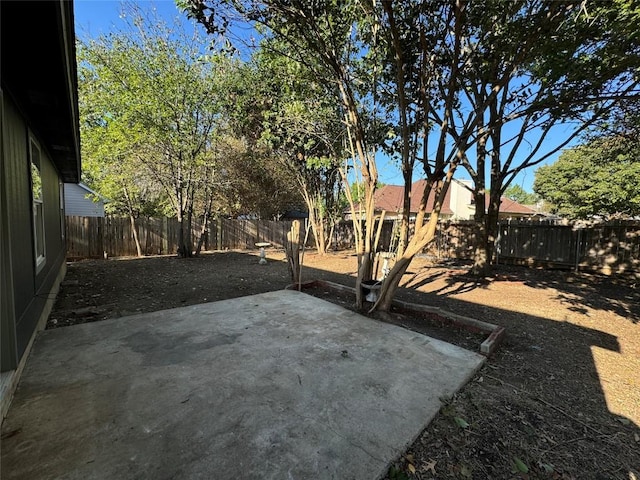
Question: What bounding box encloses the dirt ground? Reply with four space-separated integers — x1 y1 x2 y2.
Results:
48 249 639 479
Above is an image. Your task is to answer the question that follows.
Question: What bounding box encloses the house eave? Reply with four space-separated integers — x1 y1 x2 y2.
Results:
1 0 81 183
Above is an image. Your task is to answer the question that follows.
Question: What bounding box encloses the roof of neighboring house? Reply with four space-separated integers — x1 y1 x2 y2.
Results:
72 182 107 201
351 179 535 217
491 197 537 215
358 180 456 216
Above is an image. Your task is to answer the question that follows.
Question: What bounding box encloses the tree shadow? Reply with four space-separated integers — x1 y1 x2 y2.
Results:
513 266 639 324
401 260 638 324
296 260 639 477
402 264 492 297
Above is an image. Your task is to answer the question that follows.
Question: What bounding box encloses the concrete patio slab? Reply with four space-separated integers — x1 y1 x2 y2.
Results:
1 290 485 480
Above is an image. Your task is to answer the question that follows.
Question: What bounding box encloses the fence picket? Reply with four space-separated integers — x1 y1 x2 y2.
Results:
65 215 639 276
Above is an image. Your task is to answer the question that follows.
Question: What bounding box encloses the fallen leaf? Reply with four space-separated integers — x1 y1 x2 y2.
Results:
538 462 555 474
513 457 529 473
454 416 469 429
407 463 416 474
423 459 437 474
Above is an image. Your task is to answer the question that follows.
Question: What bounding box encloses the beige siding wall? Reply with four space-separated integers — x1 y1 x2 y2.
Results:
450 180 474 220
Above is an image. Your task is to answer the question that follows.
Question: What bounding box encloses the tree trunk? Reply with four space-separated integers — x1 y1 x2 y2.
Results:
285 220 301 284
485 192 501 265
122 184 142 257
397 168 413 257
314 213 327 255
470 118 488 276
373 255 412 312
195 214 209 256
471 218 489 276
374 211 440 312
177 210 193 258
471 189 490 276
355 252 373 308
129 212 142 257
325 221 335 253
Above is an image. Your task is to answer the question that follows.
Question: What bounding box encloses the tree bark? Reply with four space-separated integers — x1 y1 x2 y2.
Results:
177 210 193 258
486 192 501 264
374 211 440 312
129 213 142 257
195 214 209 256
285 220 301 284
122 184 142 257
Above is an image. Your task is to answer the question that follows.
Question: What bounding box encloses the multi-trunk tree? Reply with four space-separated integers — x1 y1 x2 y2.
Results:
182 0 482 311
78 4 224 257
453 0 640 274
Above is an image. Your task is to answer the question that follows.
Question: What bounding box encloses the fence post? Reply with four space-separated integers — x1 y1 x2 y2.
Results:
495 221 502 265
99 216 105 259
160 217 166 255
575 228 581 272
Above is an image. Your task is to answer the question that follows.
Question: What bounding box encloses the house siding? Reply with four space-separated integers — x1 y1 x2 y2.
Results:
2 93 66 363
450 180 474 220
1 0 81 420
1 89 18 372
64 183 105 216
3 95 35 329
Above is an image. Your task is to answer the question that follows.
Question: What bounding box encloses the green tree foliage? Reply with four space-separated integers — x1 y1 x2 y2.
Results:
534 138 640 219
78 4 233 256
181 0 387 307
247 46 348 253
503 185 539 206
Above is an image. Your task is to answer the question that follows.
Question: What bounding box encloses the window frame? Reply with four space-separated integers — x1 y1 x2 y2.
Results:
29 135 46 273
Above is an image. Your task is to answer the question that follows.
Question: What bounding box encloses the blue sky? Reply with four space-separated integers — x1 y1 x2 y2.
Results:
74 0 409 186
74 0 575 193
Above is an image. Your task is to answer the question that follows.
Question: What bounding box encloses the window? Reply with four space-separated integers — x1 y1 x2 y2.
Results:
30 138 45 271
59 180 65 240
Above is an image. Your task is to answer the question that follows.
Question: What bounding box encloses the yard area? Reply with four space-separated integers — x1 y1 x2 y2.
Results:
48 249 639 479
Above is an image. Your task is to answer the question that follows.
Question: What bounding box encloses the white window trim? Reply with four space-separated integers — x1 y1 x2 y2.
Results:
60 180 65 240
30 135 46 273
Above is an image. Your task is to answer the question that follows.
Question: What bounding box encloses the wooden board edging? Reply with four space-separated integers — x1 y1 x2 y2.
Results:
284 279 505 357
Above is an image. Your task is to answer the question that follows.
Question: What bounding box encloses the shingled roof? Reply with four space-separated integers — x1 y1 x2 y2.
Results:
372 180 455 215
352 180 535 217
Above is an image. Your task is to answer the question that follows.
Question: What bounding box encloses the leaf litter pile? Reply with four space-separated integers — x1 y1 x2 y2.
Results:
48 250 639 479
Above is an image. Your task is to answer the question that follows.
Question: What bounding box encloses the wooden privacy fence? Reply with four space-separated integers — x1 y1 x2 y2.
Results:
368 218 640 276
66 215 640 276
211 218 309 251
66 216 198 259
496 219 640 276
65 216 310 259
